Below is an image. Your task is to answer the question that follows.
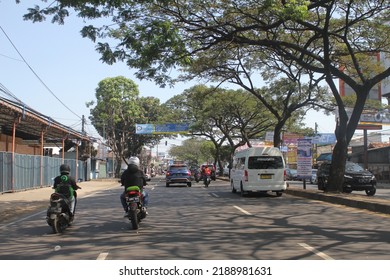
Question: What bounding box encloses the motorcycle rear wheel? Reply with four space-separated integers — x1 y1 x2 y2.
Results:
129 210 139 230
52 216 67 234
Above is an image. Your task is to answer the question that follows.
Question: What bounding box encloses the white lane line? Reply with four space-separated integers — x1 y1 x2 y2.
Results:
211 193 219 198
97 252 109 260
233 205 252 215
0 188 118 230
298 243 334 260
0 210 46 230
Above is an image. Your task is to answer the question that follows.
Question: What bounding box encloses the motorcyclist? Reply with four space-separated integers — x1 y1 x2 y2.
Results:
201 165 211 185
53 164 81 219
120 156 149 217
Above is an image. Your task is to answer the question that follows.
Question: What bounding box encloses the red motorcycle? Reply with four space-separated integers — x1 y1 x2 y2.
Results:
125 186 147 230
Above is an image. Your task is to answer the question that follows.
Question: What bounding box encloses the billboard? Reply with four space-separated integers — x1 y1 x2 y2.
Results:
136 123 190 134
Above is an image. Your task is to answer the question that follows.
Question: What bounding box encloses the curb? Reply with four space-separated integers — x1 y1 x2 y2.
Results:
285 188 390 215
217 176 389 215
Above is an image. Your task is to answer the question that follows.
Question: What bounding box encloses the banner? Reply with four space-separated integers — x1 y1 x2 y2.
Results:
297 139 312 180
135 123 190 134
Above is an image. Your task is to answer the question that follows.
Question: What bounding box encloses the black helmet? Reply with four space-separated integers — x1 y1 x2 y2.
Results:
60 164 70 174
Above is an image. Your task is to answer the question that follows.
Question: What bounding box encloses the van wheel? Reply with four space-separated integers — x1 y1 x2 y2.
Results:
276 191 283 197
231 181 236 193
240 184 246 197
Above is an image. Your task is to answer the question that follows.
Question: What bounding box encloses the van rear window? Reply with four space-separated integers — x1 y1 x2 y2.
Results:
248 156 284 169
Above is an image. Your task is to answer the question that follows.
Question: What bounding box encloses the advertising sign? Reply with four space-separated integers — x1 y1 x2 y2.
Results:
136 123 190 134
297 139 312 180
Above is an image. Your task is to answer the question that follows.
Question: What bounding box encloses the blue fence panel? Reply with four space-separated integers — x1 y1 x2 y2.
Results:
14 154 34 191
0 152 101 193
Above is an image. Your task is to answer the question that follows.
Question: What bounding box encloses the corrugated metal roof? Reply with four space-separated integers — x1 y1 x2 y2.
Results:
0 96 90 142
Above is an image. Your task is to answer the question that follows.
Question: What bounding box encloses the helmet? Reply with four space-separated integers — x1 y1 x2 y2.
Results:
128 156 140 167
60 164 70 174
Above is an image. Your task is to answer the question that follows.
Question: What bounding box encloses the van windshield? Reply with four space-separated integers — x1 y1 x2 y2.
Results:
248 156 284 169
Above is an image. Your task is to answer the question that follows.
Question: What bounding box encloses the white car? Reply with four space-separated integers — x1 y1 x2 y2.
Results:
310 169 317 184
145 173 151 181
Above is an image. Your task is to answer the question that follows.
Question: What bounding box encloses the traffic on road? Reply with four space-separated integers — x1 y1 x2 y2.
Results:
0 176 389 260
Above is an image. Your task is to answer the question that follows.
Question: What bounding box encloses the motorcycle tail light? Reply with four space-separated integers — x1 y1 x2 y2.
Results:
50 193 61 201
127 191 140 196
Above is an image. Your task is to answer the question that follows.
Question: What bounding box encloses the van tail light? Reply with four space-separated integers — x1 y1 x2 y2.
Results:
244 170 248 182
284 169 286 181
187 171 191 176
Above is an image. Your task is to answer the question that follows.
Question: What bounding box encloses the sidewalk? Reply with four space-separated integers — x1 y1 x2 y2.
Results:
0 179 119 224
217 176 390 215
285 185 390 215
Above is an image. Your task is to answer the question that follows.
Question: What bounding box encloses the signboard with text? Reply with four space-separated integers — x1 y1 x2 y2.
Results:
297 139 312 180
136 123 190 134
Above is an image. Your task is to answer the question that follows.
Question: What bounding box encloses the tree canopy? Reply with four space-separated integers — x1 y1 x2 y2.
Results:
20 0 390 191
86 76 164 176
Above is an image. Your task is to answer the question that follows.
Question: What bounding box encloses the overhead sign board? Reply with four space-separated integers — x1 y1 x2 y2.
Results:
136 123 190 134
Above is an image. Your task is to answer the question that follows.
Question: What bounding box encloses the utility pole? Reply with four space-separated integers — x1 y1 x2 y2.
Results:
81 115 85 134
314 122 318 167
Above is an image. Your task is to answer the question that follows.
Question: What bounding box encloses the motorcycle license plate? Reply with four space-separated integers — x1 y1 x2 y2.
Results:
260 174 272 179
127 196 140 203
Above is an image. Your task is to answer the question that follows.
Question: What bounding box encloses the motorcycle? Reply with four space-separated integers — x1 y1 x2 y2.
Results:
203 175 211 188
194 170 201 183
46 192 75 234
125 186 147 230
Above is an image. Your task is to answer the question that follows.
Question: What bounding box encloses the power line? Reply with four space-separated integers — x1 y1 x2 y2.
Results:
0 24 82 120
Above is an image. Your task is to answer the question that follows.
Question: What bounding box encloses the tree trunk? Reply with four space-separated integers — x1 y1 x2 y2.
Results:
327 85 370 193
327 140 347 192
115 156 122 178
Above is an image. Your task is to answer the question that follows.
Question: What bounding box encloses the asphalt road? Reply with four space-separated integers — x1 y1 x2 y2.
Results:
0 177 388 260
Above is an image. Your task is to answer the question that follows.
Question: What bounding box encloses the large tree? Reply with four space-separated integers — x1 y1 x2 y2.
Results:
86 76 163 176
21 1 390 192
164 85 277 168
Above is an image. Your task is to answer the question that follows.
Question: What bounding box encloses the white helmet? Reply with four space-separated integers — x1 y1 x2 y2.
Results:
128 156 140 167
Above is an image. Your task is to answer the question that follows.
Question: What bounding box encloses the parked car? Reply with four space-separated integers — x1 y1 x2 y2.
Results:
165 164 192 187
286 168 298 181
317 161 376 196
223 166 230 176
310 169 317 184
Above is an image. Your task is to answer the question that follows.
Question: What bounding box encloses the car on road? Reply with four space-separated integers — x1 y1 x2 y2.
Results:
286 168 298 181
145 173 151 181
317 161 376 196
165 164 192 187
310 169 317 184
223 166 230 176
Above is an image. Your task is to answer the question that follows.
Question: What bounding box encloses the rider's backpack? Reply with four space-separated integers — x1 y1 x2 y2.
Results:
56 175 73 198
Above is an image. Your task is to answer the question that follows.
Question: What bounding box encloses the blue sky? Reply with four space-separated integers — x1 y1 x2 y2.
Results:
0 1 336 144
0 1 194 140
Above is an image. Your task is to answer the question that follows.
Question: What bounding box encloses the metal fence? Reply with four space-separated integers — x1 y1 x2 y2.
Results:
0 152 87 193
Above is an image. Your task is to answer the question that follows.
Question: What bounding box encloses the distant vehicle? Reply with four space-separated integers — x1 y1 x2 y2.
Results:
314 152 332 168
317 161 376 196
145 173 151 181
165 164 192 187
230 147 287 197
200 164 216 180
286 168 298 181
310 169 317 184
223 166 230 176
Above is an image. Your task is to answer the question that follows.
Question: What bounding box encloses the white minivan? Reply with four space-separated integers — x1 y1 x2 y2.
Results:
230 146 287 196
